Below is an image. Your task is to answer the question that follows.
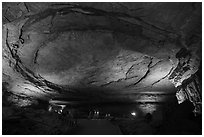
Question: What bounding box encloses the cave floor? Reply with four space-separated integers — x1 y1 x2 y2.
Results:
70 119 122 135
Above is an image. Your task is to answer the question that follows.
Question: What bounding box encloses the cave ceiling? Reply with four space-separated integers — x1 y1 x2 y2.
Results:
2 2 202 107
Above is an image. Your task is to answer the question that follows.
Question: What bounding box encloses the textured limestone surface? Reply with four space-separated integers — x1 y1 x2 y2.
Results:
2 2 201 109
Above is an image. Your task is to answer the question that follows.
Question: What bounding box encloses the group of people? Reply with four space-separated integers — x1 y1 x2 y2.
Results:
88 110 112 120
88 110 100 119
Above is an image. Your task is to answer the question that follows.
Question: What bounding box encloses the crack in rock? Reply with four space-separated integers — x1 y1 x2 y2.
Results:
132 57 153 85
151 66 174 86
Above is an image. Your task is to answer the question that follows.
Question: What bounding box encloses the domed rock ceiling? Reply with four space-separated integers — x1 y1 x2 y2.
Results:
2 2 202 112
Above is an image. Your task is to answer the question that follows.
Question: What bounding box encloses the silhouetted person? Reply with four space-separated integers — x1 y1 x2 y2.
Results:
88 111 94 119
145 113 152 123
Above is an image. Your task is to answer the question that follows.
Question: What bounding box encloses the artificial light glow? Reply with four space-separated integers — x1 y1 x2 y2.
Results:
131 112 136 116
48 105 52 112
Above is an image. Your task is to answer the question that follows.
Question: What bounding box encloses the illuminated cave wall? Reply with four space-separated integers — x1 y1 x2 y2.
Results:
2 2 202 112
